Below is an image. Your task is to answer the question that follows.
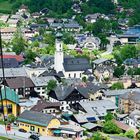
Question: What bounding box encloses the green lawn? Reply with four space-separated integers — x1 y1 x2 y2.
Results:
0 136 13 140
0 0 14 13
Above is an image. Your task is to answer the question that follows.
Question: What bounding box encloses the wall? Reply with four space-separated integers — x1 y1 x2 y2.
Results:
18 118 60 136
0 100 18 117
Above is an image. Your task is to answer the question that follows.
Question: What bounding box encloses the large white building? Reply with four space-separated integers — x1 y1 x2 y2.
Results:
54 33 92 79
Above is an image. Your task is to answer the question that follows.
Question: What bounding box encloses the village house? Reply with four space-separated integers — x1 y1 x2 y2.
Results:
52 124 84 138
31 76 57 98
0 67 27 80
0 53 24 68
85 13 101 23
48 85 89 112
125 110 140 129
0 14 9 23
119 90 140 114
19 98 40 113
30 100 62 114
4 77 35 97
102 89 140 106
17 110 60 136
7 19 19 27
72 100 117 120
0 86 20 117
1 27 17 41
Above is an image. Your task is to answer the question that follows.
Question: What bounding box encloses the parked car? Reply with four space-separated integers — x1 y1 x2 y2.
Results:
29 135 39 140
18 128 27 133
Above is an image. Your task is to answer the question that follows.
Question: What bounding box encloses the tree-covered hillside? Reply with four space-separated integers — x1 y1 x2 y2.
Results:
0 0 114 16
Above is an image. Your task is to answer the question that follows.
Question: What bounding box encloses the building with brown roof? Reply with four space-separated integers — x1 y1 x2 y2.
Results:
5 77 35 97
31 100 61 114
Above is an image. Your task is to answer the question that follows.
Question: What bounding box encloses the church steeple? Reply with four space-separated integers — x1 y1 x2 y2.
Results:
54 32 64 73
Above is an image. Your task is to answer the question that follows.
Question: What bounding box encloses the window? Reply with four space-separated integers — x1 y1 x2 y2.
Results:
74 73 76 78
80 73 82 77
69 74 71 77
30 126 35 131
7 104 12 114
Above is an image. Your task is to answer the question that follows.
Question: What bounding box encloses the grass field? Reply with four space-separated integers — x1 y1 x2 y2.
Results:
0 0 15 13
0 136 13 140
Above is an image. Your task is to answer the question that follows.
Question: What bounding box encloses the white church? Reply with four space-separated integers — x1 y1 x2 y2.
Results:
54 33 92 79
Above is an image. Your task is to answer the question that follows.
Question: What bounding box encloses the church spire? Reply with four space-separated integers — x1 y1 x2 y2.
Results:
54 32 64 73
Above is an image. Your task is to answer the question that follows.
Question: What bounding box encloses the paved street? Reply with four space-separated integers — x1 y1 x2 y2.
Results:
101 36 119 56
0 124 71 140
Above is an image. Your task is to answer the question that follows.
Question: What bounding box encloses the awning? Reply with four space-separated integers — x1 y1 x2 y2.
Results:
61 130 76 135
53 130 61 134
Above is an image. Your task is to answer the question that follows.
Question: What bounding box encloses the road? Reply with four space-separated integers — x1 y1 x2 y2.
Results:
101 36 119 56
0 125 69 140
110 135 132 140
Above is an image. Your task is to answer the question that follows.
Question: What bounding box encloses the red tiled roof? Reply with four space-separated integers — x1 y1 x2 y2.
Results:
0 55 24 62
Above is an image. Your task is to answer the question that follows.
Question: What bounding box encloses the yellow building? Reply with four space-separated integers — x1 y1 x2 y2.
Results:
17 110 60 136
0 86 20 117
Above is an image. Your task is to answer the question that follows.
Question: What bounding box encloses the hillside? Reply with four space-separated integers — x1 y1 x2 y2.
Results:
0 0 115 16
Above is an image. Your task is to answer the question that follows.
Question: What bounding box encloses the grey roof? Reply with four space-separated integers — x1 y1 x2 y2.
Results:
129 110 140 120
120 90 140 104
73 114 99 123
52 85 89 101
17 110 55 127
86 82 108 93
117 34 139 38
63 57 91 71
93 58 108 65
31 76 56 87
0 67 27 78
82 123 101 130
0 58 19 68
95 65 114 73
103 88 140 97
79 100 117 117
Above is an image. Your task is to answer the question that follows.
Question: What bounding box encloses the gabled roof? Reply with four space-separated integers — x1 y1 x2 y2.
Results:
31 76 56 87
5 77 34 89
50 85 89 101
17 110 55 127
63 57 91 72
30 100 61 112
82 122 102 130
1 86 19 104
0 68 27 78
93 58 108 65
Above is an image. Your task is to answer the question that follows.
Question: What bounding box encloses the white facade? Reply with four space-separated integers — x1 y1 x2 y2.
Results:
25 67 47 77
49 97 87 112
64 71 83 79
54 39 64 73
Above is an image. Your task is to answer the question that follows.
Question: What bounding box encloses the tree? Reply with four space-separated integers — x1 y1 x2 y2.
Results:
111 82 124 90
114 45 138 65
82 76 87 83
92 132 105 140
24 49 37 64
7 114 16 123
46 80 57 91
12 31 27 55
125 130 135 139
103 121 122 134
104 112 114 122
63 33 76 45
113 65 125 78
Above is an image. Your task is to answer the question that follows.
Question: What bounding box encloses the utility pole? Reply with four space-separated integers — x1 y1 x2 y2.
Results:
0 28 8 135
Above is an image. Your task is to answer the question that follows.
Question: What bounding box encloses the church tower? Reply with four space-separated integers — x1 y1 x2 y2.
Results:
54 33 64 73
